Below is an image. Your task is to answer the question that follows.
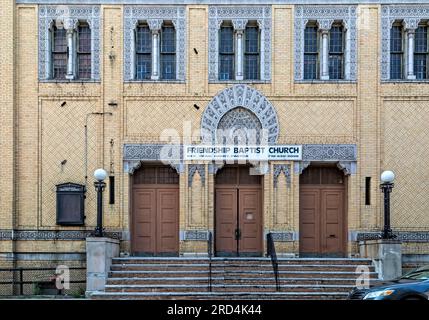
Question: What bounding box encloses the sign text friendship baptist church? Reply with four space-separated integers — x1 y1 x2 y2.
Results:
184 145 302 161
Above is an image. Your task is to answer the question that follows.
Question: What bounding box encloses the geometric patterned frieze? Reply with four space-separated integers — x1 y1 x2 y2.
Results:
208 5 271 82
356 231 429 243
302 144 357 161
381 5 429 80
124 144 183 161
38 5 101 80
273 164 291 188
124 6 186 81
201 84 280 144
294 5 357 81
123 144 185 174
0 230 122 241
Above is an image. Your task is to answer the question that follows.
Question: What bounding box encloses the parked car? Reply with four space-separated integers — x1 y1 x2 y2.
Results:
348 265 429 300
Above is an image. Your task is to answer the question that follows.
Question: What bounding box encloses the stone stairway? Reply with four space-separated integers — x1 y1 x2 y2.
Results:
90 257 377 300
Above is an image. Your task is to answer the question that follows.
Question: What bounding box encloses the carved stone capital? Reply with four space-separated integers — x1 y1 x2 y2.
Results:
317 19 334 31
294 161 311 175
404 18 420 31
208 162 225 175
232 19 248 32
147 19 163 31
337 161 357 176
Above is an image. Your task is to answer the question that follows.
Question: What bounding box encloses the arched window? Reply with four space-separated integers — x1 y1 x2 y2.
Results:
135 22 152 80
329 24 344 79
160 22 176 80
390 22 404 80
77 22 91 79
244 23 260 80
219 22 234 81
304 23 319 80
51 25 67 80
414 24 428 80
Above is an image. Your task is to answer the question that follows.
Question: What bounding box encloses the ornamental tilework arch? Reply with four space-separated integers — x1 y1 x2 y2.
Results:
381 5 429 81
123 6 186 81
200 84 279 144
294 5 357 81
38 5 101 80
208 6 272 82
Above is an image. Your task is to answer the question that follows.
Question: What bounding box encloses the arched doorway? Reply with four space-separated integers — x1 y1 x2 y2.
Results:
215 165 263 257
131 165 179 256
299 165 347 257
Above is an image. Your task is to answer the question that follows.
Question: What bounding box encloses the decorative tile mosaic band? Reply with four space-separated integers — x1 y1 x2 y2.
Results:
356 232 429 242
0 230 122 241
180 230 210 241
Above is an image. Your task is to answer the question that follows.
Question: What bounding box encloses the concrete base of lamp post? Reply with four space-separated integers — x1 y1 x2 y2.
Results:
359 239 402 280
85 237 120 296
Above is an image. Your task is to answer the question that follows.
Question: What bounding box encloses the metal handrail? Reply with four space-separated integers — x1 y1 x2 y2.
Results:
266 233 280 291
208 231 213 292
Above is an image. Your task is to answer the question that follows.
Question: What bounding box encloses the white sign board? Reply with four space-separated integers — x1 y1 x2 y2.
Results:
184 145 302 161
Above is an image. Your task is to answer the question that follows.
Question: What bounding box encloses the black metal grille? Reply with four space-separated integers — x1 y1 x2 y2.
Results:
219 24 234 80
78 23 91 79
390 25 403 80
304 25 319 80
0 267 86 297
52 27 67 80
329 25 344 80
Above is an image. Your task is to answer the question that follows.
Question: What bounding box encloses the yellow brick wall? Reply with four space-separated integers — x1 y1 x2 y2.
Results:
0 3 427 259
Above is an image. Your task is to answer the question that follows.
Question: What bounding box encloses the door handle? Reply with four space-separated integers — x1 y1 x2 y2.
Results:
329 234 336 238
235 228 241 240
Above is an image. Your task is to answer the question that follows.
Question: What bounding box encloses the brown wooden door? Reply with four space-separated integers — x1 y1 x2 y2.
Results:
132 166 179 256
239 189 262 254
299 166 346 257
132 189 156 253
215 189 238 255
299 188 320 254
157 189 179 254
215 165 262 257
300 186 345 256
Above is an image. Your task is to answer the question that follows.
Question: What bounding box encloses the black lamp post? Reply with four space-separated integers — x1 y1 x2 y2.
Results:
380 170 396 239
94 168 108 237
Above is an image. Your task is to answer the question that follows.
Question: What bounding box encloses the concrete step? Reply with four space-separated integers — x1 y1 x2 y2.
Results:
111 263 374 272
113 257 372 265
106 277 373 286
108 270 378 279
112 257 373 266
104 284 355 293
90 291 349 300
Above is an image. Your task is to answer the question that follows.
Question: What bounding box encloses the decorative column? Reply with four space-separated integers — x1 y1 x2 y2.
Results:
404 19 419 80
318 20 333 81
148 19 163 80
64 19 77 80
232 19 248 81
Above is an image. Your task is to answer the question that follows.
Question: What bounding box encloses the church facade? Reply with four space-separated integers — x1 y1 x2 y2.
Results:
1 0 429 272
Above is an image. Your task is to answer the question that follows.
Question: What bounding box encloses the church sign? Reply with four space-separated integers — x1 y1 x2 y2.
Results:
184 145 302 161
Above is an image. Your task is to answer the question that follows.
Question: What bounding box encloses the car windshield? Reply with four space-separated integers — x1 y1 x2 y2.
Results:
401 268 429 280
